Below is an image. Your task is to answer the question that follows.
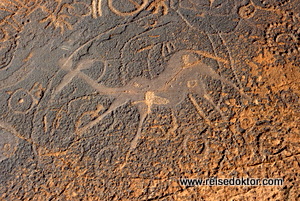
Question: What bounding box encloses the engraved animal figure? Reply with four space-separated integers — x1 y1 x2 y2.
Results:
32 8 250 169
51 49 249 168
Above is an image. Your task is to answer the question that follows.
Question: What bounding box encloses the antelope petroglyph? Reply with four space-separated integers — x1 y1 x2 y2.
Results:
53 48 250 164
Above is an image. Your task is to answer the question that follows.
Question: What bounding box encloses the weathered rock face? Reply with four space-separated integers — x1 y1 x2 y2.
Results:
0 0 299 200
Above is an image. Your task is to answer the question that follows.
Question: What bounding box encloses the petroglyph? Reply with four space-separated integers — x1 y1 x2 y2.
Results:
175 0 249 34
38 0 76 33
52 48 249 165
161 41 176 57
0 0 92 80
0 38 16 70
92 0 103 18
108 0 149 16
0 0 90 39
266 22 299 56
239 3 256 19
8 89 34 113
92 0 170 18
2 1 299 200
7 83 45 114
147 0 169 15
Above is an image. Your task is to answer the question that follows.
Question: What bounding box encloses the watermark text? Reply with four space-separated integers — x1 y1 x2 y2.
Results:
179 177 284 186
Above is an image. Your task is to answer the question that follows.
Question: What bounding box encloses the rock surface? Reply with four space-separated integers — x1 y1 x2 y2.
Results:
0 0 299 200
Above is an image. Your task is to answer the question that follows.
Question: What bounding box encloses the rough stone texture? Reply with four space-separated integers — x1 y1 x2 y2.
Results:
0 0 299 200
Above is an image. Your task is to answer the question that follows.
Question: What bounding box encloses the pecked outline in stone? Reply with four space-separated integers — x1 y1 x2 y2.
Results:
52 45 251 169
